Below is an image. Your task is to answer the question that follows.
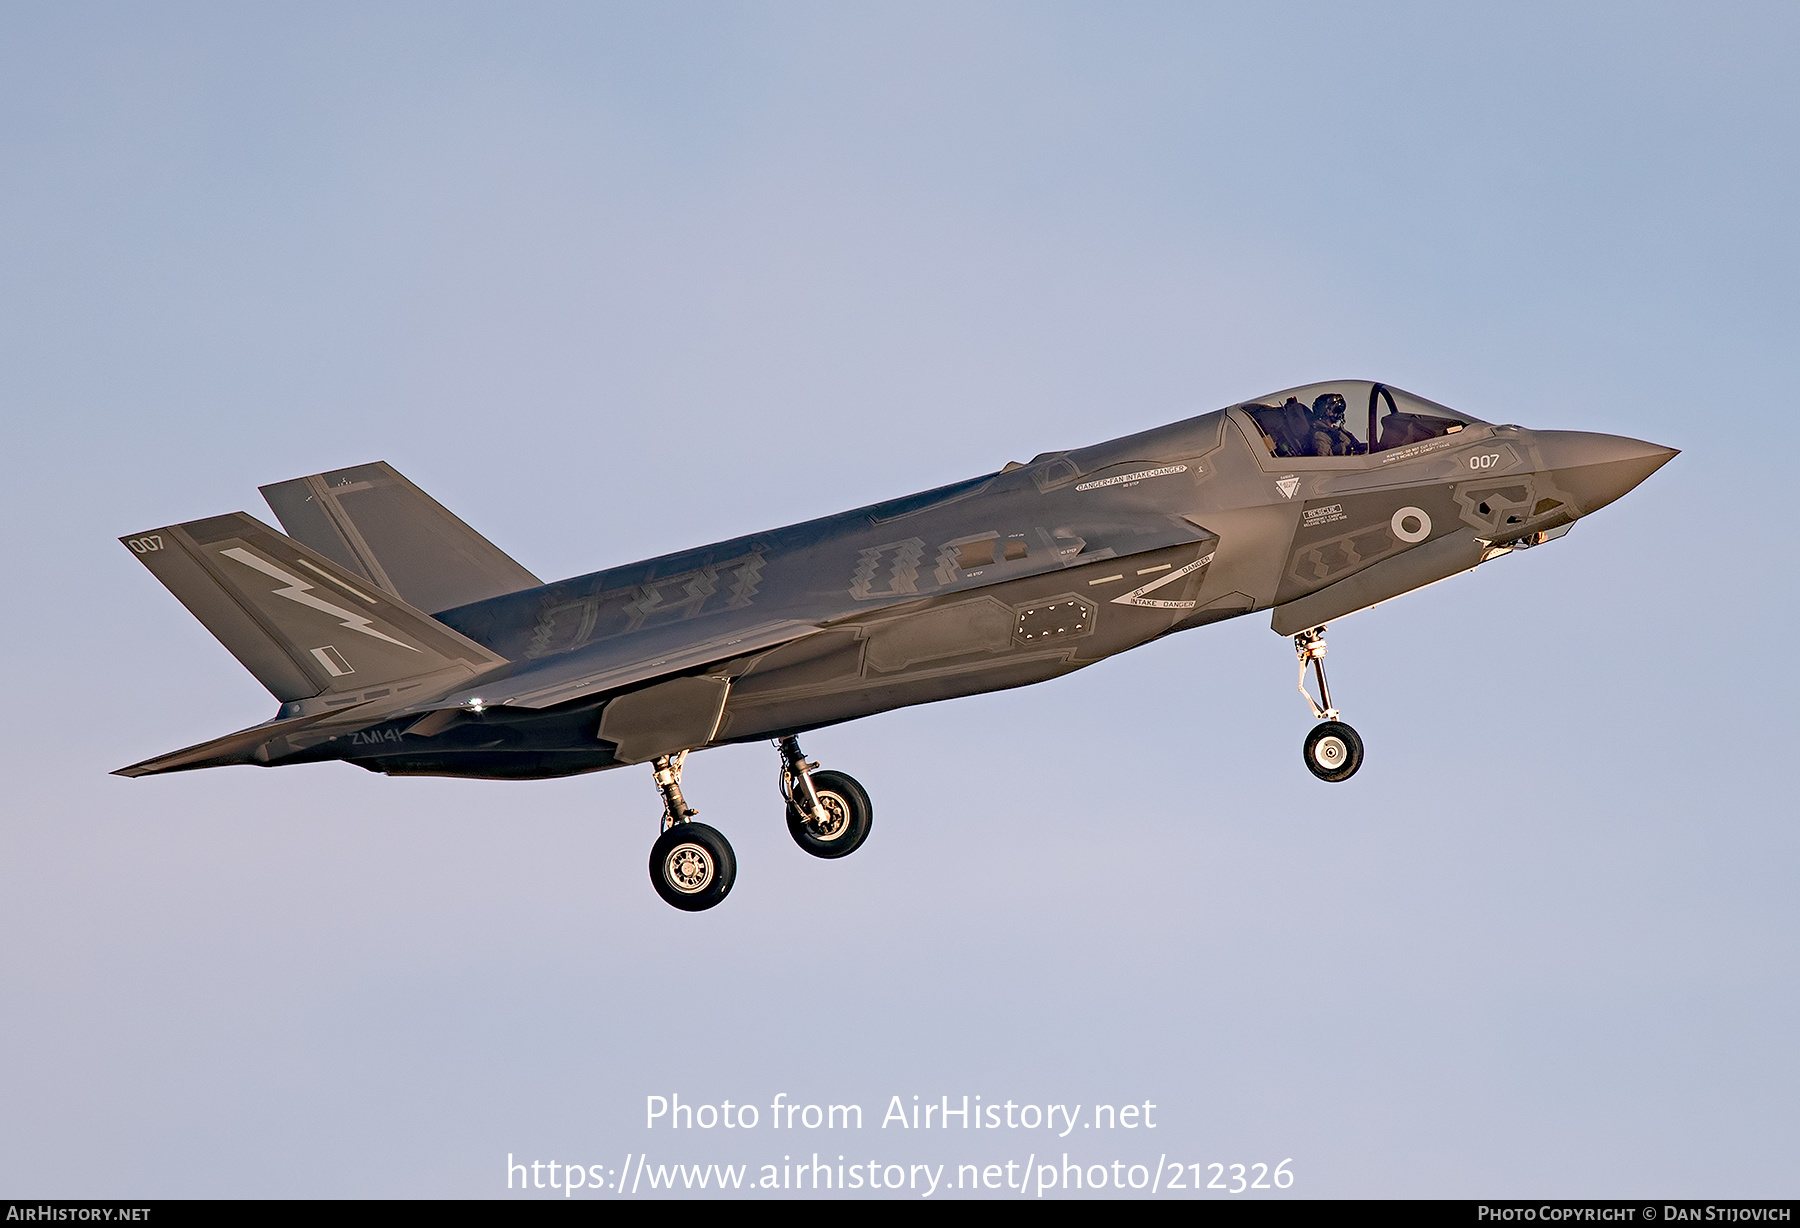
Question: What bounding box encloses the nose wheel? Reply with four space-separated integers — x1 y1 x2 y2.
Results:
646 751 736 911
1303 720 1363 782
1294 627 1363 783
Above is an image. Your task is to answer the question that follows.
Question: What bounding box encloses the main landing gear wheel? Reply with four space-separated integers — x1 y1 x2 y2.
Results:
1293 625 1366 783
645 751 735 912
649 822 736 911
776 735 873 859
785 769 873 859
1303 720 1364 783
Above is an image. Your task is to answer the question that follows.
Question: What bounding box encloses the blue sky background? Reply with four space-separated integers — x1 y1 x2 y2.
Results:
1 1 1794 1198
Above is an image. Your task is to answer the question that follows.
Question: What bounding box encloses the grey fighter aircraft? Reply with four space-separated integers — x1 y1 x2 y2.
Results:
118 381 1675 910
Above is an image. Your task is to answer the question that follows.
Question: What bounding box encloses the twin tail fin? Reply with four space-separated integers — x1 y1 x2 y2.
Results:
258 461 540 614
119 512 508 705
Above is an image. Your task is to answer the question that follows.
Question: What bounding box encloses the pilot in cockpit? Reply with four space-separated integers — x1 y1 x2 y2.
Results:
1308 393 1366 457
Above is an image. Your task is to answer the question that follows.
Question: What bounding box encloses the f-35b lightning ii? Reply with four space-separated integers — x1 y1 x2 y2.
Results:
118 380 1675 910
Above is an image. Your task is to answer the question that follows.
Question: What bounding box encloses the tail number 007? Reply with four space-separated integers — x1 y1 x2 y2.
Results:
127 536 164 553
1468 453 1502 470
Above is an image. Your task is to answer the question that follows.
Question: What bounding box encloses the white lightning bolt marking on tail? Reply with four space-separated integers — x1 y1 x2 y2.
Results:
219 548 419 650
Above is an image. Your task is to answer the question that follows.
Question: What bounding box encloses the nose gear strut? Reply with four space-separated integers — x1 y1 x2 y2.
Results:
1292 626 1364 783
1294 627 1337 721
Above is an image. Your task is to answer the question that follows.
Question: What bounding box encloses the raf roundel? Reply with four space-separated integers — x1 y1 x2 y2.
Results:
1390 507 1432 544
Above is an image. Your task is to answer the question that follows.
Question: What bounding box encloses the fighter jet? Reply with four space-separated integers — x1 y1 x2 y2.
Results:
117 380 1675 910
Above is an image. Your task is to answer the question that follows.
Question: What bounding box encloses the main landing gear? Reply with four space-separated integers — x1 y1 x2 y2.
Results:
1294 626 1364 783
648 751 737 911
777 735 873 858
643 738 875 911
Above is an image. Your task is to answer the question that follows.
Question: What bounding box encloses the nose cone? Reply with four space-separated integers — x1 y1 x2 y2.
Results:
1532 430 1679 515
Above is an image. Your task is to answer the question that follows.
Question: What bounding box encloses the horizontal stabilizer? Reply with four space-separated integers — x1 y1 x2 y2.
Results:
260 462 541 613
121 513 509 703
112 706 362 778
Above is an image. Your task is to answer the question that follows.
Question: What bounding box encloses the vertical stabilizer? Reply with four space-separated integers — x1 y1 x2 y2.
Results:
120 514 509 703
260 462 541 613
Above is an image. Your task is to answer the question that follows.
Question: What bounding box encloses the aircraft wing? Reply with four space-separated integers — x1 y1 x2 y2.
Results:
403 617 827 712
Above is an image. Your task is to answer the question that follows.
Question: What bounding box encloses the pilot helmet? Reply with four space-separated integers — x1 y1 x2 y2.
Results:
1313 392 1347 425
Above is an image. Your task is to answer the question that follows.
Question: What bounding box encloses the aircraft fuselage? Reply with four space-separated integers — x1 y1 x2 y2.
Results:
291 394 1671 780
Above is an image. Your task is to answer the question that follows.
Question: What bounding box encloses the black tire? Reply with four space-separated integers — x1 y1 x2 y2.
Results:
785 769 873 859
1303 721 1364 782
649 822 736 911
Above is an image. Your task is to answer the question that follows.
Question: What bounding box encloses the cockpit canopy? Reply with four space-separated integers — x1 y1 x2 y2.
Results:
1235 381 1482 460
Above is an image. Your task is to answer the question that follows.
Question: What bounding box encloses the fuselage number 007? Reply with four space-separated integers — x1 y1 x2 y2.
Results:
127 535 164 553
1468 453 1502 470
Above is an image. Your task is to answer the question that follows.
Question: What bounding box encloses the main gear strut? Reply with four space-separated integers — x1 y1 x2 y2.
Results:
645 750 736 910
775 736 827 827
651 751 698 831
773 735 874 859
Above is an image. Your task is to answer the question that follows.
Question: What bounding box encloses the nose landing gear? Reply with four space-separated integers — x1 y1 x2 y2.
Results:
777 735 873 858
1294 627 1364 783
647 751 736 911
